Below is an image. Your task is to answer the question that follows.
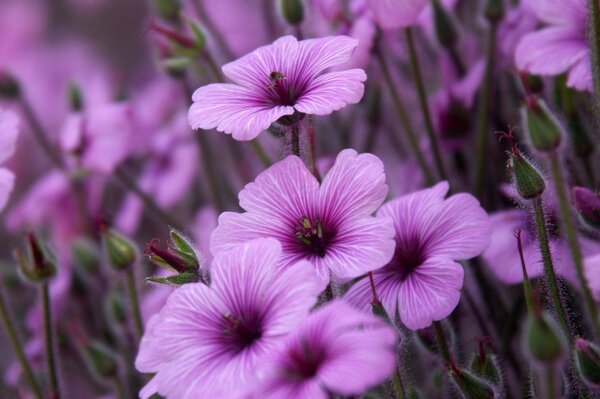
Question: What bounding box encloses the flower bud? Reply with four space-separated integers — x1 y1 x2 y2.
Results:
521 97 563 152
101 228 137 271
469 344 503 390
80 340 119 382
105 292 128 325
575 338 600 388
573 187 600 229
510 152 546 200
14 234 56 283
484 0 504 22
0 72 20 98
525 312 565 364
279 0 304 26
432 0 458 49
146 271 200 286
71 239 100 272
449 365 497 399
154 0 181 23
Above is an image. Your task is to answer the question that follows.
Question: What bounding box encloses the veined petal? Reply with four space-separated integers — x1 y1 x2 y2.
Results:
0 108 19 164
567 55 592 91
398 257 464 330
293 36 360 81
294 69 367 115
188 83 294 140
367 0 429 29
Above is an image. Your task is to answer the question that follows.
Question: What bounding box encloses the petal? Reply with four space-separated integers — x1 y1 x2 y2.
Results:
139 375 160 399
584 253 600 302
367 0 429 29
398 257 464 330
324 216 395 279
188 83 294 140
526 0 586 25
239 155 319 220
567 55 593 91
294 69 367 115
293 36 360 80
0 108 19 164
515 27 588 77
319 149 388 221
0 168 15 212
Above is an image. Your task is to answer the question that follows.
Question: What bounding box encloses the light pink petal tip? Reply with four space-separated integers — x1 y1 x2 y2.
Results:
368 0 429 29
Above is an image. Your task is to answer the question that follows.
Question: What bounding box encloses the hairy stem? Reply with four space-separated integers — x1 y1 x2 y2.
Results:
125 269 144 342
433 321 453 365
42 283 61 399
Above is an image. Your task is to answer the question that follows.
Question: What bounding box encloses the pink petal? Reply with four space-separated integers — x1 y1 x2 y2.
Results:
567 55 593 91
188 83 294 140
526 0 586 25
319 149 388 221
584 253 600 302
515 27 588 77
294 36 360 79
367 0 429 29
398 257 464 330
0 168 15 212
0 108 19 164
294 69 367 115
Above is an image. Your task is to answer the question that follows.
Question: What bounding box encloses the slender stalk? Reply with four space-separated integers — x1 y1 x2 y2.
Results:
548 152 599 336
433 321 453 365
125 269 144 342
290 123 300 157
42 283 61 399
587 0 600 114
546 368 555 399
404 27 448 181
473 20 499 199
112 377 127 399
374 44 435 184
392 367 407 399
0 284 43 399
113 168 184 229
531 198 571 338
250 139 272 168
305 118 321 181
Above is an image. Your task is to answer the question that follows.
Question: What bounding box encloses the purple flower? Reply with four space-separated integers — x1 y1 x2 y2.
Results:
210 149 395 288
367 0 429 29
250 300 397 398
135 238 322 399
345 182 491 330
515 0 591 91
0 108 19 212
188 35 367 140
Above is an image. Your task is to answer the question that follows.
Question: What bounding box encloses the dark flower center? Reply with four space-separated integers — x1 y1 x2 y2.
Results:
294 217 335 258
391 238 427 281
266 71 295 106
285 339 325 381
222 312 263 352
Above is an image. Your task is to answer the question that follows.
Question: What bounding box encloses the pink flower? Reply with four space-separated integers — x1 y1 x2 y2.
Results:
584 253 600 302
210 149 395 288
0 108 19 212
367 0 429 29
345 182 491 330
515 0 591 91
250 300 397 398
188 35 367 140
135 238 322 399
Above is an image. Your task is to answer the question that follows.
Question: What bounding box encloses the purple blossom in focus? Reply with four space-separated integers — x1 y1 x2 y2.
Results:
188 35 367 140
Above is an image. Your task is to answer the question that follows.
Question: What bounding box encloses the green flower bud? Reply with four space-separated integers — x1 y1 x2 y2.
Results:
522 98 563 152
154 0 181 22
525 312 565 364
81 340 119 382
510 151 546 200
71 239 100 272
105 292 128 325
146 271 200 286
469 348 503 390
279 0 304 25
0 72 20 98
432 0 458 49
449 365 497 399
575 338 600 388
14 234 56 283
102 228 137 271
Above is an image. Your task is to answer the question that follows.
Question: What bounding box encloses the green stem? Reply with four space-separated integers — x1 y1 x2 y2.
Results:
404 27 448 182
392 367 407 399
549 152 599 336
587 0 600 114
375 44 435 185
531 197 571 338
290 123 300 157
250 139 272 168
125 269 144 342
433 321 453 365
0 283 43 399
546 368 555 399
42 283 61 399
473 20 499 199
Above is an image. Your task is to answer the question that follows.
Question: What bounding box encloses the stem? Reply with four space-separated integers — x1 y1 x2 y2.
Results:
587 0 600 114
392 367 407 399
473 20 499 199
125 269 144 342
290 123 300 157
190 0 235 60
582 157 596 187
546 368 555 399
0 283 43 399
112 377 127 399
433 320 453 365
548 152 599 335
42 283 61 399
113 168 184 229
531 197 571 338
404 27 448 182
250 139 272 168
374 44 435 184
306 118 321 181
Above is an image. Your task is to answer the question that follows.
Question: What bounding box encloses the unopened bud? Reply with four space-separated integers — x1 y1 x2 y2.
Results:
105 292 128 325
279 0 304 25
525 312 565 364
146 271 200 286
154 0 181 23
510 152 546 199
145 229 203 286
484 0 504 22
573 187 600 229
101 228 137 271
81 340 119 382
71 239 100 272
14 234 56 283
521 98 563 152
469 343 503 390
449 365 497 399
575 338 600 388
432 0 458 48
0 72 20 98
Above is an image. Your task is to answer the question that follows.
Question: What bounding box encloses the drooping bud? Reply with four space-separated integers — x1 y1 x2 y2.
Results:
101 227 137 271
14 233 56 283
575 338 600 388
573 187 600 229
484 0 504 22
449 364 497 399
279 0 304 26
153 0 181 23
524 312 565 364
0 71 20 98
469 340 503 390
521 97 563 152
431 0 458 49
